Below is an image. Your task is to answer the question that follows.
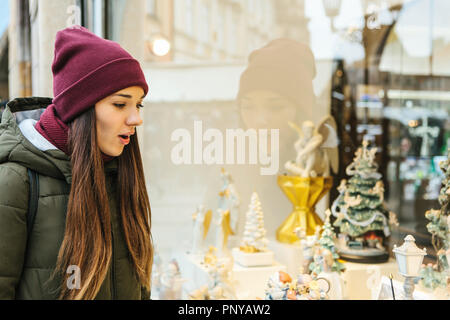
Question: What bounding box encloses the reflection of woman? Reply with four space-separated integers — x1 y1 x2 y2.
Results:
237 38 317 160
0 27 152 299
204 39 320 243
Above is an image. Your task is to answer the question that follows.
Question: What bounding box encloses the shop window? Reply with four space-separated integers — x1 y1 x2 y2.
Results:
331 0 450 262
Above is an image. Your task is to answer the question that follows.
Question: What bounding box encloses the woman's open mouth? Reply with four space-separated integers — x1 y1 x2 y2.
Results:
118 135 130 145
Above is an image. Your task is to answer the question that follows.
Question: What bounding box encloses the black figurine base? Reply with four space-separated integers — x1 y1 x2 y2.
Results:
338 251 390 264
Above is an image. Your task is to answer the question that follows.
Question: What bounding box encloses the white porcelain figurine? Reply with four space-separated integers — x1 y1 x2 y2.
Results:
285 116 339 177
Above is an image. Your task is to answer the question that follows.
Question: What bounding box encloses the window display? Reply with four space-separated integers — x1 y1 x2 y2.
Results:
2 0 450 302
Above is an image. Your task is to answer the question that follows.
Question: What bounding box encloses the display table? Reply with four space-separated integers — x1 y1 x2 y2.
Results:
175 249 445 300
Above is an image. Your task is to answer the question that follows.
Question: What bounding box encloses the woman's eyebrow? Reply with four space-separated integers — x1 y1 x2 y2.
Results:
113 94 146 99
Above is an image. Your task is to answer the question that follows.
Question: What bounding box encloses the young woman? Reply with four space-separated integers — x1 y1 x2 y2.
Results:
0 26 153 300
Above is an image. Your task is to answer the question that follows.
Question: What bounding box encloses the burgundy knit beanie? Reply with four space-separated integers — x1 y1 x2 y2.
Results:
52 25 148 123
237 38 316 109
35 25 148 156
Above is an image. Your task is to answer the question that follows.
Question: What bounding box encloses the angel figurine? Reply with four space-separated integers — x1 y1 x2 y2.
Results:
191 205 212 256
285 116 339 177
218 168 241 234
214 209 234 257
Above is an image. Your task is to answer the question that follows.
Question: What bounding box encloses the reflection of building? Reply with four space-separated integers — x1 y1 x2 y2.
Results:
146 0 281 63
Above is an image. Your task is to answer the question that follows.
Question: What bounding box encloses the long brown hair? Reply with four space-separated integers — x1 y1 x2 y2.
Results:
51 107 153 300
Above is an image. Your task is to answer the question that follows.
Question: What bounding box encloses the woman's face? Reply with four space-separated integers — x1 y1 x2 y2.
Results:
239 90 298 132
95 86 145 157
239 90 298 153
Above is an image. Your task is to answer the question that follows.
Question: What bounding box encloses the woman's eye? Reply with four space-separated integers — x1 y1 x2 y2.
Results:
114 103 144 109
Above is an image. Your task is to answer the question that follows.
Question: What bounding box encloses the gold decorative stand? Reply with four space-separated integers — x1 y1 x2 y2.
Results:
276 176 333 243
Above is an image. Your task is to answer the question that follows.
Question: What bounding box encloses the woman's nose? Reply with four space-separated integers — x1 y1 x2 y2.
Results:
127 109 143 127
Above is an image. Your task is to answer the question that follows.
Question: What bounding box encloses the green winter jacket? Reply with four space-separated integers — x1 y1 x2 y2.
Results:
0 97 150 300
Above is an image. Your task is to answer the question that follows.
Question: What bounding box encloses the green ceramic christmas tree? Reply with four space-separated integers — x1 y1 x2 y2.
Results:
331 140 395 263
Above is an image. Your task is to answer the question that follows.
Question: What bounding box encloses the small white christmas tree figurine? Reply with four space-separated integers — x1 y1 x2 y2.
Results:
233 192 274 267
309 209 346 275
239 192 269 253
218 168 241 233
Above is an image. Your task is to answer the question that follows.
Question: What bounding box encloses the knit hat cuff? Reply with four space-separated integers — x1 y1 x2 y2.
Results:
53 57 148 123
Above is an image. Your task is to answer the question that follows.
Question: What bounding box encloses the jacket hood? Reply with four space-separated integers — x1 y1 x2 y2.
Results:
0 97 118 184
